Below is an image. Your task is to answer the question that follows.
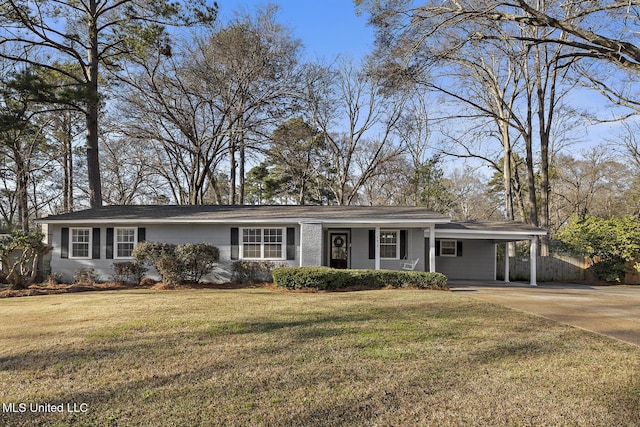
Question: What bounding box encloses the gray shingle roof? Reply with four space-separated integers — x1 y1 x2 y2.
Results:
38 205 450 223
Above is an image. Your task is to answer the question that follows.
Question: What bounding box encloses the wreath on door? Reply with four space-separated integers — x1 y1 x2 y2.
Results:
333 236 345 247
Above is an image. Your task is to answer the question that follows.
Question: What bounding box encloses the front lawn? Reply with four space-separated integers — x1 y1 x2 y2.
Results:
1 289 638 426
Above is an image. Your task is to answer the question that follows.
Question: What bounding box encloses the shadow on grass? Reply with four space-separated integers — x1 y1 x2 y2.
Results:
1 296 639 426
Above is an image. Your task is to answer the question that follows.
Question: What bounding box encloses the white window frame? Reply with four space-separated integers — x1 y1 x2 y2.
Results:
114 227 137 259
440 239 457 257
380 229 400 260
240 227 286 260
70 227 92 259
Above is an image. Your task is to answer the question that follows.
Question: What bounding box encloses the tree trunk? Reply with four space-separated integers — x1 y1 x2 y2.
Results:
524 134 539 226
62 113 74 212
539 128 551 255
229 137 236 204
86 0 103 207
15 152 29 231
501 124 514 221
239 130 245 205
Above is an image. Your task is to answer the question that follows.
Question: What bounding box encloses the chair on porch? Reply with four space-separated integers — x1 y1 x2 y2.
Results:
401 258 419 271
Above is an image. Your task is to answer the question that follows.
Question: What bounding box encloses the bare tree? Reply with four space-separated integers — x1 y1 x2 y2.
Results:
202 5 303 204
551 147 636 227
304 58 409 205
118 5 301 205
0 0 217 207
357 0 587 254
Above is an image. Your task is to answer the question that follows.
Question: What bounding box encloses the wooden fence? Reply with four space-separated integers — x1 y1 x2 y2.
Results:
496 255 640 284
496 255 589 282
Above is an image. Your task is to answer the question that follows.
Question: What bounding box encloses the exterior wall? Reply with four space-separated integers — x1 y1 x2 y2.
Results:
348 228 426 271
49 223 300 283
300 222 323 267
432 239 495 280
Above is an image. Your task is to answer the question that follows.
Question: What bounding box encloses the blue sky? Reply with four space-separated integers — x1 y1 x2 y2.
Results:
218 1 374 59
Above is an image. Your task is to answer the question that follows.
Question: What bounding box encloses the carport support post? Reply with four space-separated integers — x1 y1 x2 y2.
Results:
429 225 436 273
504 242 510 283
530 238 537 286
374 227 381 270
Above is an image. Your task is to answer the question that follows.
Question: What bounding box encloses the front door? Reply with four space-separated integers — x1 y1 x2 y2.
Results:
329 232 349 269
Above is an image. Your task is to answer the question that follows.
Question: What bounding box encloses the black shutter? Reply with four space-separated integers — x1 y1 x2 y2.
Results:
92 228 101 259
286 227 295 260
457 241 463 257
138 227 146 242
106 228 114 259
231 227 239 260
400 230 407 259
368 230 375 259
61 227 69 259
435 240 441 257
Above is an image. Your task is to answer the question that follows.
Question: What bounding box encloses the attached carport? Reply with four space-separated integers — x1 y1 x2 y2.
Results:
429 221 547 286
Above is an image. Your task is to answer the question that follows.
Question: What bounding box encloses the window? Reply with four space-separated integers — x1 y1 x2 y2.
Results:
71 228 91 258
241 228 284 259
440 240 457 257
380 230 399 259
115 228 136 258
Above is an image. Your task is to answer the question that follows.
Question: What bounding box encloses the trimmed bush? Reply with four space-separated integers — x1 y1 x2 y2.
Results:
231 261 287 283
73 267 97 284
176 243 220 283
272 267 448 291
112 262 147 284
133 241 219 286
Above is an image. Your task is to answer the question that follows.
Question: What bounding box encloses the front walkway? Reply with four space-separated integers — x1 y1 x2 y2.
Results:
449 281 640 347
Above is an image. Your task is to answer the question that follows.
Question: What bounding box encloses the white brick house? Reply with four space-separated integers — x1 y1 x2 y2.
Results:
36 205 546 284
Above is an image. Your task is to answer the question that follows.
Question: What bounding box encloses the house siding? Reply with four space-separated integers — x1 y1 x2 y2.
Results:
49 223 300 283
432 239 495 280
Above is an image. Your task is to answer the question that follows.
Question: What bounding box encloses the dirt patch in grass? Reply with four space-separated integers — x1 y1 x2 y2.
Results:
0 281 271 298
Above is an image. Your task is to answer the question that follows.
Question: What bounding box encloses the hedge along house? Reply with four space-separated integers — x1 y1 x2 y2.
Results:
36 205 546 285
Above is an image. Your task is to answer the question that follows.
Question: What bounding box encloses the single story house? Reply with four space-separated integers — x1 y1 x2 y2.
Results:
36 205 546 285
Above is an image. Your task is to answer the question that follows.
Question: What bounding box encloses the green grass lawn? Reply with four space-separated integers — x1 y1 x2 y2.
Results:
1 288 639 426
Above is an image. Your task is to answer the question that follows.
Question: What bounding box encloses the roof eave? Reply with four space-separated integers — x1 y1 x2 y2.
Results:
434 229 547 240
37 217 451 226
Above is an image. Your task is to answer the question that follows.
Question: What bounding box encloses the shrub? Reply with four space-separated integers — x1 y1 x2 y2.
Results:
176 243 219 283
272 267 448 291
112 262 148 284
0 230 51 289
133 241 219 286
557 214 640 283
231 261 287 283
73 267 97 284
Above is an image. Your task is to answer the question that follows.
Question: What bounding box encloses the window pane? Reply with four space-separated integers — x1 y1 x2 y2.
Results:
264 244 282 259
264 228 282 243
115 228 136 257
441 240 456 256
117 228 135 242
72 243 89 258
243 229 261 243
380 245 396 259
72 229 90 242
243 244 261 258
379 230 398 258
71 229 90 258
380 232 397 245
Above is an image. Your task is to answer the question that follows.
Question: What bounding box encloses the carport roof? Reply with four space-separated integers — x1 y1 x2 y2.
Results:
436 220 546 240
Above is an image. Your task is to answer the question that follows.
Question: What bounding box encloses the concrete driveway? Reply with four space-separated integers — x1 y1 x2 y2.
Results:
449 281 640 347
